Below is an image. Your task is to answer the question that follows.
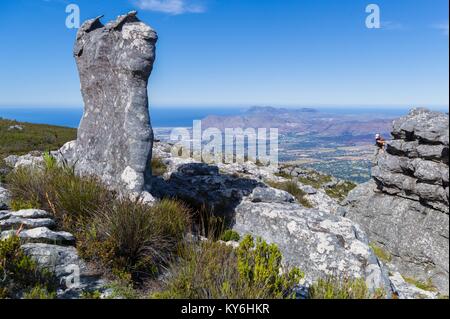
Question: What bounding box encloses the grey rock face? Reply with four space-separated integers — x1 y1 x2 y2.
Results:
0 217 55 231
343 108 449 295
151 143 392 294
9 209 52 219
2 227 75 245
233 196 392 293
0 204 108 298
67 12 157 194
0 185 10 210
22 243 107 298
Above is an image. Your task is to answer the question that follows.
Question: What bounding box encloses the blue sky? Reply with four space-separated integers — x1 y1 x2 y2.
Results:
0 0 448 109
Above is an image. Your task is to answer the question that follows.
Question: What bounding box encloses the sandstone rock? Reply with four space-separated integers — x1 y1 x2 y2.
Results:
21 243 107 298
233 198 392 293
343 181 449 295
248 187 295 204
2 227 75 245
0 185 10 210
151 143 392 294
63 12 157 195
4 153 44 169
0 211 11 220
0 216 55 231
392 107 449 145
9 209 52 219
389 271 439 299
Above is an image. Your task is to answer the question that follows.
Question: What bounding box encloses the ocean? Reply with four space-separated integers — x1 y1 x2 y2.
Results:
0 106 439 129
0 107 245 128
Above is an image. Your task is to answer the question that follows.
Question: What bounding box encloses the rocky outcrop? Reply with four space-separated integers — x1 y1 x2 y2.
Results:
62 12 157 198
0 208 108 298
151 142 393 295
0 185 10 210
343 108 449 295
233 191 392 293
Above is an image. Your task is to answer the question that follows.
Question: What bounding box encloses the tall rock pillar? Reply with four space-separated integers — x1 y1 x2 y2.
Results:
73 12 157 195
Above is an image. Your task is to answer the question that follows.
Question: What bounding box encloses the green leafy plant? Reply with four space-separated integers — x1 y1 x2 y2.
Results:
10 198 40 211
402 276 437 292
369 243 392 263
221 230 240 242
325 181 357 201
78 198 191 281
0 235 57 298
154 235 303 299
151 157 168 176
308 276 385 299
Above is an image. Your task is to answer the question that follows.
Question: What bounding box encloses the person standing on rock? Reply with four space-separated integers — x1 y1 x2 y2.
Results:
374 133 386 156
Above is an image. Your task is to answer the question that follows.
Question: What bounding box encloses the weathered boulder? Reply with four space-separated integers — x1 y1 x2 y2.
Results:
22 243 108 298
151 143 392 294
2 227 75 245
233 194 392 293
343 108 449 295
0 185 10 210
63 12 157 196
0 217 55 231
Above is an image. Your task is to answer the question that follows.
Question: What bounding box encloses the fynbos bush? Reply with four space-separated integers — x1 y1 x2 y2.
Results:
154 235 303 299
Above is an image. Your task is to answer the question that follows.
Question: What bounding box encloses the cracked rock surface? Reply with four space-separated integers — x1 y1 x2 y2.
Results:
63 12 157 196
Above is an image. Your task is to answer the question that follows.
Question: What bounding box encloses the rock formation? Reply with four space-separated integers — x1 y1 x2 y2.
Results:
151 143 393 294
66 12 157 196
0 209 108 298
343 108 449 294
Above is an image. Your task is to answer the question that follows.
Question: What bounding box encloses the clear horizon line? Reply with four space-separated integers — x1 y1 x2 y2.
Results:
0 104 449 110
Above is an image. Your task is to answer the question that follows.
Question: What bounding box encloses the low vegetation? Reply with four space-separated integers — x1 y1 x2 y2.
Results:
3 143 386 300
266 180 313 208
0 235 57 299
297 171 333 189
153 235 304 299
402 276 437 292
325 181 357 201
309 276 385 299
79 198 191 281
0 118 76 182
151 157 168 176
369 243 392 263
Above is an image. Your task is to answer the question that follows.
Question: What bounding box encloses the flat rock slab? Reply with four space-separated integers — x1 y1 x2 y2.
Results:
21 243 108 298
2 227 75 245
0 217 55 231
0 211 11 220
0 186 10 210
9 209 52 219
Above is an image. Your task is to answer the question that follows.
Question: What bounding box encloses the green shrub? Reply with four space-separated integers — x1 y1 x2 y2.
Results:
80 290 102 299
266 180 313 208
151 157 168 176
154 235 303 299
221 230 240 242
10 198 40 211
23 286 57 299
298 172 332 189
402 276 437 292
78 199 191 281
325 181 357 201
6 164 112 232
308 276 385 299
0 235 57 298
369 243 392 263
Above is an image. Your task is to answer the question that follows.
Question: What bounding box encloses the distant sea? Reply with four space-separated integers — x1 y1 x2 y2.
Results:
0 107 245 128
0 106 447 129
